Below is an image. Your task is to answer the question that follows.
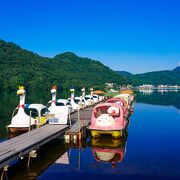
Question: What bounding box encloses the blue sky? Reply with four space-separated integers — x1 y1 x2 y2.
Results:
0 0 180 73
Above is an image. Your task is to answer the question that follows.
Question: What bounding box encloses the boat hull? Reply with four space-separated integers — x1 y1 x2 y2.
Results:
90 129 123 138
8 125 36 134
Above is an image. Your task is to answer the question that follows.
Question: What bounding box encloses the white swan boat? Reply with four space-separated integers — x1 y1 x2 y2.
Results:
7 86 37 133
47 86 69 124
56 99 74 114
69 88 81 110
81 87 91 107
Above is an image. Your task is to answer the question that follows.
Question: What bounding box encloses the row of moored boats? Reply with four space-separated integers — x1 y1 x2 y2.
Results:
89 90 134 138
7 86 104 133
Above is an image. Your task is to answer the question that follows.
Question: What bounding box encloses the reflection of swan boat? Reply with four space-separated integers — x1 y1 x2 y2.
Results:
89 103 128 138
7 86 48 133
91 133 127 165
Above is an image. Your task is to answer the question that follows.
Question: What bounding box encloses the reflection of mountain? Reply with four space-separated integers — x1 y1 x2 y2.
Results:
90 132 128 166
136 91 180 110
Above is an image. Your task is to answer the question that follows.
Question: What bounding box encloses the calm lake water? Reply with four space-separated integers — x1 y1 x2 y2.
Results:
0 90 180 180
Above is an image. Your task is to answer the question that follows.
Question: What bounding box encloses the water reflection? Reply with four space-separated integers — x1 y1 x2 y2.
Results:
38 132 129 180
7 138 68 180
1 91 180 180
90 132 128 167
136 90 180 110
139 89 154 95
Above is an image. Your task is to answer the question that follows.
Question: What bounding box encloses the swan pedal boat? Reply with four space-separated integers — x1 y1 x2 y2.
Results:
7 86 49 133
7 104 49 133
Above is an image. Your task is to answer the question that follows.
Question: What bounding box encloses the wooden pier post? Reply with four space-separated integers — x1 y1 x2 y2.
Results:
0 166 9 180
27 150 37 167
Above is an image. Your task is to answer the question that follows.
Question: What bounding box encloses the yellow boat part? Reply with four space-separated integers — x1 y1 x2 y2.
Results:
91 138 123 148
35 117 47 128
40 117 46 124
90 130 122 139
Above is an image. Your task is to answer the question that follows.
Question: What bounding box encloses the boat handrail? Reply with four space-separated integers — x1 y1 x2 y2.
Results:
11 107 18 119
46 101 51 108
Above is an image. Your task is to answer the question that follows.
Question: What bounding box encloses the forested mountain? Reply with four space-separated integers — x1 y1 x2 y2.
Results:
173 66 180 72
133 69 180 85
116 71 133 77
0 39 127 95
1 38 179 95
116 67 180 86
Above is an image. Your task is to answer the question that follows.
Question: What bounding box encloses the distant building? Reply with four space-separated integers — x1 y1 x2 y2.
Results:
139 84 154 90
105 83 116 89
157 85 168 89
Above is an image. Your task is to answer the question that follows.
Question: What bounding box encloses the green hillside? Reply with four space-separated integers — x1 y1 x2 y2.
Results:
133 70 180 85
173 66 180 72
0 39 127 96
115 68 180 86
116 71 133 77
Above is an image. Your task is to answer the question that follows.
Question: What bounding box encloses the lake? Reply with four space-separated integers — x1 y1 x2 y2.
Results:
0 90 180 180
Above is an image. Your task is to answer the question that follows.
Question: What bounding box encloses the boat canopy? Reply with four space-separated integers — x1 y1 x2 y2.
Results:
93 103 122 118
25 104 47 112
57 99 69 104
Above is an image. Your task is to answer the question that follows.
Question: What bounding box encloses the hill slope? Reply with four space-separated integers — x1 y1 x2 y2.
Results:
116 67 180 85
173 66 180 72
0 39 127 95
133 70 180 85
116 71 133 77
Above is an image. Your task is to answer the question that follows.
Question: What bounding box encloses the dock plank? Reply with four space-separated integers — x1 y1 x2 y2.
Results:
0 124 69 168
0 125 64 152
66 106 94 134
0 104 97 169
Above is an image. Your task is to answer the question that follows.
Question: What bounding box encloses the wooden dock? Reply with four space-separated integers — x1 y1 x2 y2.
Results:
0 124 68 169
0 104 96 175
65 106 94 141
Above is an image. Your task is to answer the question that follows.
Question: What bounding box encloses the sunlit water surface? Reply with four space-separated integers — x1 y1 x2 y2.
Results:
0 91 180 180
